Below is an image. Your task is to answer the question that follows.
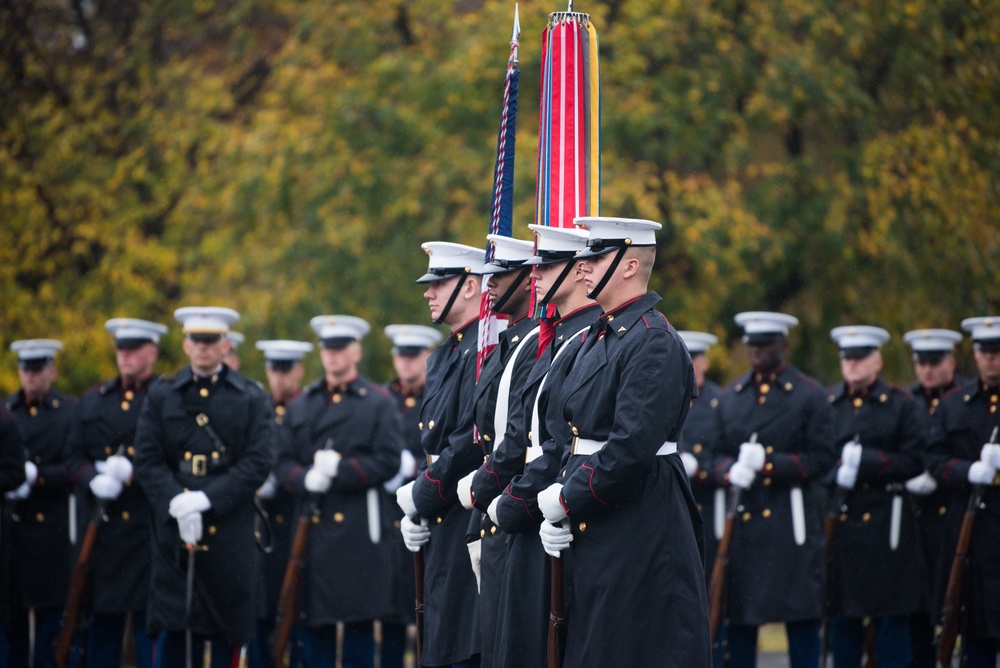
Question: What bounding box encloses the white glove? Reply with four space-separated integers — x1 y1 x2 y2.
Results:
313 450 342 478
905 471 938 496
537 483 567 523
396 481 417 517
178 512 203 545
168 490 211 519
968 461 997 486
5 481 31 500
980 443 1000 469
104 455 133 482
400 515 430 552
487 496 501 525
836 465 858 489
456 471 475 510
24 461 38 486
738 442 766 472
258 473 278 500
539 520 573 558
89 473 123 500
680 452 699 478
841 442 863 469
467 539 482 592
94 460 107 474
728 461 756 489
399 449 417 479
304 467 331 493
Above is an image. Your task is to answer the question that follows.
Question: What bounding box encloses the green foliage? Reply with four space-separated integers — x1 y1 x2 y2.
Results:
1 0 998 394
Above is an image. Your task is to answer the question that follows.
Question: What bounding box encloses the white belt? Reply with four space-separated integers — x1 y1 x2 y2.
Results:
426 454 439 466
525 444 542 463
570 438 677 457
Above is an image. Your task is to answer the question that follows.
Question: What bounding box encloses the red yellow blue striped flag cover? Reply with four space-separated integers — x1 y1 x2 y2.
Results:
476 6 522 379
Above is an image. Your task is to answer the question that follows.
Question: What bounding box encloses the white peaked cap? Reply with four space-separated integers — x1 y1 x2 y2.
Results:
227 331 245 347
416 241 486 283
384 325 444 350
903 329 963 352
11 339 63 361
962 317 1000 342
678 331 719 354
174 307 240 334
310 315 371 341
830 325 891 349
483 235 536 274
573 216 661 258
104 318 168 344
734 311 800 336
525 224 590 265
255 340 314 361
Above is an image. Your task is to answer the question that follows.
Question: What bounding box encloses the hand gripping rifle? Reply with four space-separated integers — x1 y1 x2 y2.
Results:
707 432 757 644
55 445 126 668
822 433 860 666
273 438 333 667
414 530 426 667
547 546 567 668
937 426 998 667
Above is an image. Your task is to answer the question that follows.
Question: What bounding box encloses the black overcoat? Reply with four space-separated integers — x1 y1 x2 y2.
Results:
64 376 155 614
133 365 272 644
274 376 402 626
6 388 77 610
709 365 835 625
826 377 925 619
0 410 27 624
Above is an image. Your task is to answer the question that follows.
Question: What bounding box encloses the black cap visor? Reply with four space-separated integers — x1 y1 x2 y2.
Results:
839 346 878 359
18 357 52 372
974 339 1000 353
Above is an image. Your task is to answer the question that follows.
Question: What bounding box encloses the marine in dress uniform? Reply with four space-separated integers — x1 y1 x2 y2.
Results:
4 339 77 668
901 328 965 668
826 326 925 668
274 316 403 668
709 312 835 668
64 319 168 667
247 339 313 668
490 224 599 668
133 307 272 668
535 217 712 667
225 331 245 371
395 241 485 668
455 234 536 668
0 410 28 644
381 325 443 668
925 316 1000 668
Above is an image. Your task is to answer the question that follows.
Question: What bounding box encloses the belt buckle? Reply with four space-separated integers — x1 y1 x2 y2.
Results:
191 454 208 476
570 436 580 455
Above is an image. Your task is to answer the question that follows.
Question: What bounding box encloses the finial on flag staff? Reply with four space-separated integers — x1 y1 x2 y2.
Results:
512 4 520 63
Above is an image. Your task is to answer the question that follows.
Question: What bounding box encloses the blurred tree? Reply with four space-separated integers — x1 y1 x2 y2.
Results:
1 0 997 393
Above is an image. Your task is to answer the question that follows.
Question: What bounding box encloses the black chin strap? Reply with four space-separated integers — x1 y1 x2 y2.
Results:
539 260 578 308
585 246 629 300
433 271 470 325
491 267 532 315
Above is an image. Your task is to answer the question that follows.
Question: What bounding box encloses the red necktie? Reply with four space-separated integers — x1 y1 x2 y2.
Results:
537 318 556 359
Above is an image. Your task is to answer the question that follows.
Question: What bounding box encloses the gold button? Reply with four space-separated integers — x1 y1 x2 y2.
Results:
418 422 424 430
276 416 284 425
428 420 435 430
528 432 533 441
199 388 209 397
697 504 703 512
311 515 320 524
759 383 771 394
758 396 766 405
276 515 285 524
572 427 579 436
404 397 416 408
879 393 888 403
105 446 112 456
763 478 772 486
436 516 442 524
742 512 751 521
480 529 486 538
765 446 774 454
852 398 863 408
121 401 130 411
938 506 947 516
992 405 997 414
931 398 940 407
29 406 38 416
333 512 344 523
606 315 614 322
490 525 497 535
483 434 491 442
122 511 130 520
561 470 567 477
36 513 45 522
578 522 587 532
698 471 708 480
992 395 999 404
125 390 135 400
394 520 401 529
839 513 848 522
784 382 793 391
693 444 703 454
211 451 220 460
208 526 217 535
332 393 342 404
127 446 135 456
275 405 286 415
211 375 218 383
184 451 192 460
762 509 771 518
862 512 871 522
765 462 774 472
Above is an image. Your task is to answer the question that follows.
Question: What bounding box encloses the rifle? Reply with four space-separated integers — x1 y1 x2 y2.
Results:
822 433 860 665
547 548 567 668
707 432 757 644
273 438 333 667
937 426 997 667
414 540 425 667
55 445 126 668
